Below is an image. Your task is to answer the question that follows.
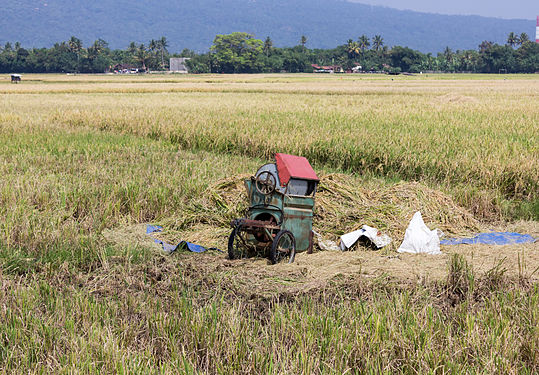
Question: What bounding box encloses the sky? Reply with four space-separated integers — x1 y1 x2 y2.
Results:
349 0 537 20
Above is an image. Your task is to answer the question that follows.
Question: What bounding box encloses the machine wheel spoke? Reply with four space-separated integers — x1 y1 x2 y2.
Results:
271 230 296 264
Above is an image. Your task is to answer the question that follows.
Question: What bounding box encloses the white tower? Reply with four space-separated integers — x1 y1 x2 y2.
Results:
536 16 539 43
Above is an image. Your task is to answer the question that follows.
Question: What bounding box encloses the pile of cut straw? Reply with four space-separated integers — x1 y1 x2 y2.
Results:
159 173 480 250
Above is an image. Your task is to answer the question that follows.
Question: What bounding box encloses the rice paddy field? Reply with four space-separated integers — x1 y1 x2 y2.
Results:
0 73 538 374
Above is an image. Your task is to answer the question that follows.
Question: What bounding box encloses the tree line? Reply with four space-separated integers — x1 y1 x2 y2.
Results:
0 36 170 74
0 32 537 74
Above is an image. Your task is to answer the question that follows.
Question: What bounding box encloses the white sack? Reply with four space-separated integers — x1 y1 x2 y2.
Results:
340 225 392 250
397 212 442 255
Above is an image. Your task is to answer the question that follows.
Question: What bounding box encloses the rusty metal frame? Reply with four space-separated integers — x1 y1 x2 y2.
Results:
232 219 280 231
231 218 281 245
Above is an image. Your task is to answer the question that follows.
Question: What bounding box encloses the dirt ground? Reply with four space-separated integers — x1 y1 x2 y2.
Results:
103 222 538 296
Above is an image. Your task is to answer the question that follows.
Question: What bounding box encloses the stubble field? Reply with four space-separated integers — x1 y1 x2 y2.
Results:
0 73 538 374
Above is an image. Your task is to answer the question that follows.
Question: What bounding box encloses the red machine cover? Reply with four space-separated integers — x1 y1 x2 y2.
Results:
275 153 319 187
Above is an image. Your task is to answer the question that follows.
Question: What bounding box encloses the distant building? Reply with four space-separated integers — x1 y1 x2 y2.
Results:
170 58 190 73
311 64 343 73
112 64 141 74
536 16 539 43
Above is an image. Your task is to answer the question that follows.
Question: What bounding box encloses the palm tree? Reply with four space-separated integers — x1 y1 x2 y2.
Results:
346 39 360 59
300 35 307 52
518 33 530 45
478 40 493 53
506 32 518 48
135 44 149 72
68 36 83 72
443 46 454 64
86 39 107 65
127 42 137 55
263 37 273 56
372 35 384 52
440 46 456 71
425 53 434 70
147 39 159 71
358 35 370 53
158 36 169 69
94 39 108 52
460 50 475 71
68 37 82 53
149 39 158 56
88 40 102 61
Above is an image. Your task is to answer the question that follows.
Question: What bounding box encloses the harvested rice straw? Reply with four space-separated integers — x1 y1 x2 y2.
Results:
160 173 480 250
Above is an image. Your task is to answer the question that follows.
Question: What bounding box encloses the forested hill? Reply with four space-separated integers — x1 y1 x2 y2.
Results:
0 0 533 53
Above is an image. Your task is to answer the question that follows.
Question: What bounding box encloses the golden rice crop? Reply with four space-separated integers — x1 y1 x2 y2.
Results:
1 73 537 219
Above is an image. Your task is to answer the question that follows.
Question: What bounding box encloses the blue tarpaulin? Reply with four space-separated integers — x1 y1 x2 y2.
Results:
146 225 210 253
440 232 536 246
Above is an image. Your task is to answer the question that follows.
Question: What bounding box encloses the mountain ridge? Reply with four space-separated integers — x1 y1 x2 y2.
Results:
0 0 534 53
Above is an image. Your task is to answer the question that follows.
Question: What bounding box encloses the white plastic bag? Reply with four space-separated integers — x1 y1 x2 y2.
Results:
397 212 442 255
340 225 392 250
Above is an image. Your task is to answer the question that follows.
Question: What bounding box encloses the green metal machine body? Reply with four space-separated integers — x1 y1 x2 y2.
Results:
244 178 315 252
228 153 319 264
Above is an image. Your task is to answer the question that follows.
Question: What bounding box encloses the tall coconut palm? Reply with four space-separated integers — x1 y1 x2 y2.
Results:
346 39 360 59
68 37 82 54
135 44 149 72
478 40 493 53
372 35 384 52
518 32 530 45
149 39 158 56
425 53 434 70
158 36 169 69
88 40 102 61
460 50 475 71
148 39 159 70
300 35 307 52
127 42 137 55
358 35 370 53
443 46 454 63
506 32 518 48
263 37 273 56
68 36 83 72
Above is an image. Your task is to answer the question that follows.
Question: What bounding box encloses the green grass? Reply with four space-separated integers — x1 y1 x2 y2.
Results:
0 126 261 268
